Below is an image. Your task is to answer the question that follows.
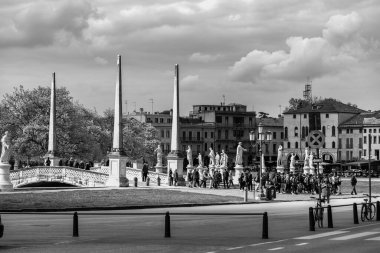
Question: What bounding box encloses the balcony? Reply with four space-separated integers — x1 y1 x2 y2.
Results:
180 137 204 143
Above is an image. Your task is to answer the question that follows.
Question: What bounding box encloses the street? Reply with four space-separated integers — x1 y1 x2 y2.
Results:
1 196 379 252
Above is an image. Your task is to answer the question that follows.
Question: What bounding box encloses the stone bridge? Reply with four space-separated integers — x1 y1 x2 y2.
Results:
9 166 169 188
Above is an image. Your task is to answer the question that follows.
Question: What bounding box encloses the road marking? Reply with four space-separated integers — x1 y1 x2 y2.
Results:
226 246 244 250
365 236 380 241
268 247 284 251
294 230 348 240
55 241 72 245
331 232 380 240
248 239 288 247
295 243 308 246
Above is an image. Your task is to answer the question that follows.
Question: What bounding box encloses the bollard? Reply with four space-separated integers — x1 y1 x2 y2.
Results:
377 201 380 221
157 177 161 186
134 177 138 187
73 212 79 237
0 214 4 238
146 176 150 186
262 212 268 239
327 205 333 228
165 211 171 238
353 203 359 224
244 187 248 202
309 207 315 231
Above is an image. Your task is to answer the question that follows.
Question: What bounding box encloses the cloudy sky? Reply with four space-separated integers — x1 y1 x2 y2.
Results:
1 0 379 117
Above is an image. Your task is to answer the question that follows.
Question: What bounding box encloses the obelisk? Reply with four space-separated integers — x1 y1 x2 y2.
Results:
106 55 129 187
44 72 60 166
166 64 185 186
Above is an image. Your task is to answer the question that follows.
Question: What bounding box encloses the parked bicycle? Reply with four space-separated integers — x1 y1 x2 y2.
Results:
361 194 376 222
311 196 325 228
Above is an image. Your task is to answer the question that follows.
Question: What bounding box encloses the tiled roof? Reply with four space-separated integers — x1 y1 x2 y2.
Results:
284 99 365 114
340 112 380 126
258 117 284 127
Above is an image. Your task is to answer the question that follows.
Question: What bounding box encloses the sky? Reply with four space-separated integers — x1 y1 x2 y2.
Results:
0 0 379 117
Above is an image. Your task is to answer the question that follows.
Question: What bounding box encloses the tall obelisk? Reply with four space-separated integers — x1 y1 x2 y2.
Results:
44 72 60 166
107 55 129 187
166 64 185 186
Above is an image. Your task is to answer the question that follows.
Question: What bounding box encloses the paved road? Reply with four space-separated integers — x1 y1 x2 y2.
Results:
1 196 379 252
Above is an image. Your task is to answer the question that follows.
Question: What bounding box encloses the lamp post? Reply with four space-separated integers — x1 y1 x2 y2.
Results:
369 133 372 203
250 122 272 200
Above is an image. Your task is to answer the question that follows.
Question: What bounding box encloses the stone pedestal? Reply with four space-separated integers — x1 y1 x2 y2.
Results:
309 166 316 175
0 163 14 192
155 165 163 173
303 165 310 175
44 155 61 167
289 166 295 173
234 165 244 184
187 165 194 174
276 166 284 173
208 164 216 170
167 155 185 186
106 155 129 187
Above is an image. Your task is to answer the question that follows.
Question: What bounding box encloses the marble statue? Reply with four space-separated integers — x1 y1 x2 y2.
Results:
235 142 247 166
220 150 228 167
154 144 163 166
277 145 283 167
215 152 220 166
197 153 203 167
309 152 314 168
290 153 296 168
304 147 309 165
186 145 193 166
0 131 11 164
208 147 215 166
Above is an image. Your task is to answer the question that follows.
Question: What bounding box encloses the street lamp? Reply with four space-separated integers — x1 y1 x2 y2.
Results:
250 122 272 200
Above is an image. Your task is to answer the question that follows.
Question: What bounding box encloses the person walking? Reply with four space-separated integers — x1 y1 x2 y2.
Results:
228 170 234 188
173 169 178 186
351 174 357 195
335 173 342 195
223 169 229 189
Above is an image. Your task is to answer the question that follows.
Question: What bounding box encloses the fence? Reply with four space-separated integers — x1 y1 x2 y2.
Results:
0 211 269 240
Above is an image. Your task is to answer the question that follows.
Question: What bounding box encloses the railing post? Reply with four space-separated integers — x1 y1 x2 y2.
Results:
73 212 79 237
262 212 268 239
353 203 359 224
377 201 380 221
327 205 333 228
309 207 315 231
165 211 171 238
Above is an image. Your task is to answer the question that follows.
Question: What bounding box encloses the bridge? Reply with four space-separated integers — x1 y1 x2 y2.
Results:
9 166 169 188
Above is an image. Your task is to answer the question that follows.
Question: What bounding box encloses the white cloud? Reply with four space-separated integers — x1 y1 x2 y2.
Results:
189 52 222 63
181 75 200 90
228 12 370 83
94 56 108 65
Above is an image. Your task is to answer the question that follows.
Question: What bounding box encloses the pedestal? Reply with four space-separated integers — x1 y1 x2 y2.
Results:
187 165 194 174
106 154 129 187
234 165 244 184
303 166 310 175
155 165 163 173
309 166 316 175
0 163 14 192
289 166 295 173
44 154 61 166
276 166 284 173
167 155 185 186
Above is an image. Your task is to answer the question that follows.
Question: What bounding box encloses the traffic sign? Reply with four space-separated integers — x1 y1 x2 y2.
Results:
307 130 325 149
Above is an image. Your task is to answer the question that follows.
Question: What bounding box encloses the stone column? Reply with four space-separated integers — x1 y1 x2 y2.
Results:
44 72 60 166
107 55 129 187
167 64 185 186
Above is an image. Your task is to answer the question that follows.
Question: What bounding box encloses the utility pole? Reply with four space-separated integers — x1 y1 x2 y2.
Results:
149 98 154 114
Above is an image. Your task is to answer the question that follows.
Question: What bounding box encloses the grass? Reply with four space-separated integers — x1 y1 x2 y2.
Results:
0 188 241 211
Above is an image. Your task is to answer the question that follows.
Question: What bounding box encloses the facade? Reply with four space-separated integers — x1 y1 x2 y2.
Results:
283 99 365 166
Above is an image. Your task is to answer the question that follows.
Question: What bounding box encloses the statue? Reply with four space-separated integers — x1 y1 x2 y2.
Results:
0 131 11 164
277 145 283 167
186 145 193 167
235 142 247 166
220 149 228 167
197 153 203 167
304 147 309 165
309 152 314 168
154 144 163 166
208 147 215 166
290 153 296 168
215 152 220 166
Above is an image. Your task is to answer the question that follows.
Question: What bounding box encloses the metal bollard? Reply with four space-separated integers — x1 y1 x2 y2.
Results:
244 187 248 202
309 207 315 231
327 205 333 228
157 177 161 186
377 201 380 221
134 177 138 187
146 176 150 186
353 203 359 224
262 212 268 239
165 211 171 238
73 212 79 237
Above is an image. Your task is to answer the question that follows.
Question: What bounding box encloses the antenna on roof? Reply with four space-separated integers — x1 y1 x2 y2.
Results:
303 77 312 103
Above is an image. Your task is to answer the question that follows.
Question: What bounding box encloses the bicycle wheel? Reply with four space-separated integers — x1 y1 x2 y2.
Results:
366 203 376 221
361 205 367 222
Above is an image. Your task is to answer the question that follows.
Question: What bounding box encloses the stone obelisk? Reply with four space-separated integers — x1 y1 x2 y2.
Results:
106 55 129 187
44 72 60 166
166 64 185 186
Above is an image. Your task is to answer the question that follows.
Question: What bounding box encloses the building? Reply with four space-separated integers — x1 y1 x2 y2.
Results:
283 99 365 165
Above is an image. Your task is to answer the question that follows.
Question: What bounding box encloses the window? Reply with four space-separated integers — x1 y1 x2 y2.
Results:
249 117 253 126
211 132 214 138
182 131 186 139
295 142 299 149
346 129 349 134
204 143 207 151
350 138 353 149
375 129 377 133
211 143 214 149
225 117 229 125
364 129 367 133
346 151 350 160
287 142 290 148
374 136 377 144
364 149 367 156
304 114 307 119
359 138 362 148
338 138 342 149
216 116 222 123
167 118 172 123
332 126 336 137
273 144 277 154
338 128 342 134
323 143 325 148
160 118 164 123
284 127 288 139
167 144 170 151
294 127 298 137
197 145 200 153
359 129 362 133
293 114 296 119
155 118 159 123
161 130 165 138
281 132 284 139
350 129 353 134
306 142 308 147
302 126 306 139
218 130 221 139
273 132 277 140
346 138 349 149
359 150 362 158
205 132 208 138
332 141 336 148
225 130 229 139
322 126 326 136
166 130 170 138
326 113 329 118
306 126 309 136
197 132 201 141
369 129 372 133
189 132 193 139
338 151 341 161
364 136 367 144
218 144 221 151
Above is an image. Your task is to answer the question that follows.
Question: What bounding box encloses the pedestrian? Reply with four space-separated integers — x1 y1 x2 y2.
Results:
169 169 174 186
228 170 234 188
223 169 229 189
174 169 178 186
193 169 200 187
142 162 149 182
351 174 357 195
187 170 193 187
45 157 51 166
335 173 342 195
